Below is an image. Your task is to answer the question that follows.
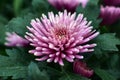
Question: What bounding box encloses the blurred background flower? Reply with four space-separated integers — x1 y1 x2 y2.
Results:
104 0 120 6
99 6 120 26
5 32 29 47
48 0 89 12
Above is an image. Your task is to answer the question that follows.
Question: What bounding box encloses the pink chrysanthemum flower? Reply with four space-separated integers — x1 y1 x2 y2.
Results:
73 60 94 78
48 0 89 12
25 10 99 66
5 32 29 47
100 6 120 25
104 0 120 6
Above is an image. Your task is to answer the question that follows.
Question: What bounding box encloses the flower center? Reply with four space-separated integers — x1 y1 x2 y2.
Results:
55 28 67 39
51 26 69 42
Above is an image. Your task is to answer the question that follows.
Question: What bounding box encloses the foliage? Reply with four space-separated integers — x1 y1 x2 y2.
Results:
0 0 120 80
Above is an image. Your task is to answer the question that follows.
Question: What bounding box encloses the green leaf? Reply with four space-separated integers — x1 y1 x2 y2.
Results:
109 54 120 68
59 73 90 80
95 68 116 80
93 33 120 58
0 48 33 79
107 54 120 79
5 13 36 36
28 62 49 80
95 33 120 51
0 54 27 79
0 66 28 79
108 69 120 80
89 0 99 5
59 67 90 80
6 48 33 65
0 16 8 43
76 0 101 28
0 23 6 44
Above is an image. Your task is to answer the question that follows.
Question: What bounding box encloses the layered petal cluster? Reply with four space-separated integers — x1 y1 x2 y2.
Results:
100 6 120 25
25 10 99 66
104 0 120 6
73 60 94 78
5 32 29 47
48 0 89 12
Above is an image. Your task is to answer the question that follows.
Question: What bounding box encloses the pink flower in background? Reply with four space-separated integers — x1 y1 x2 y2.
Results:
73 60 94 78
48 0 89 12
5 32 29 47
104 0 120 6
25 10 99 66
100 6 120 26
